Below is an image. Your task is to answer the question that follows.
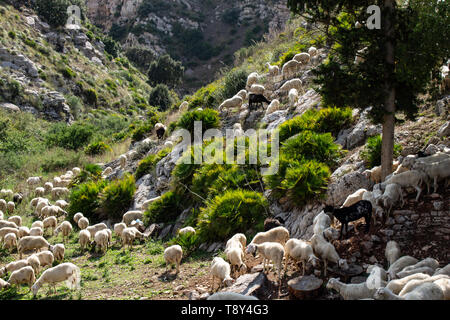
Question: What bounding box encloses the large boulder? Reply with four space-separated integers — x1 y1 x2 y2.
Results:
0 102 20 112
222 272 270 299
326 171 373 207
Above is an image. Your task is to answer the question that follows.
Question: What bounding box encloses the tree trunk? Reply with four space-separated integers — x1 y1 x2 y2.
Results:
381 0 396 181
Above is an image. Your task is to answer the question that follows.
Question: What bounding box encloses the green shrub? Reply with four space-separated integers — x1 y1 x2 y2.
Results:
147 54 184 88
83 88 98 106
188 82 220 110
360 134 403 169
98 174 136 221
135 147 172 180
8 31 16 39
84 141 112 156
264 156 331 206
167 232 200 256
143 191 186 225
130 123 151 143
35 0 86 27
197 189 268 242
176 108 220 136
60 67 76 79
45 122 94 150
148 84 173 111
71 163 103 185
40 148 83 173
68 179 108 222
216 68 248 101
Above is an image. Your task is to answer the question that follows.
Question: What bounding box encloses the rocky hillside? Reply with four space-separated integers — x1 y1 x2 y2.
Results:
86 0 290 92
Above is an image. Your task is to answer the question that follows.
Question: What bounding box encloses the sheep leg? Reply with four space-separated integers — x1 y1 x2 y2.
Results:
302 261 306 276
415 186 422 201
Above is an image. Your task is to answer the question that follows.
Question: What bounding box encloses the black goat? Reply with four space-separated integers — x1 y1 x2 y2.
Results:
13 192 23 204
156 127 166 140
324 200 372 239
263 216 285 231
249 94 270 110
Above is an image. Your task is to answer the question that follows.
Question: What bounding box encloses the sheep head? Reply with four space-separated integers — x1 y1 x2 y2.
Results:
326 278 340 290
338 259 349 270
308 255 320 268
223 277 235 287
245 244 257 257
373 287 388 300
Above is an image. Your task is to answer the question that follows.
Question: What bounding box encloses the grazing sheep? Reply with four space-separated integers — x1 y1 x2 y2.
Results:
35 187 45 197
50 244 65 262
7 201 15 214
27 176 42 187
278 78 303 93
43 216 57 235
29 227 44 237
246 242 285 282
282 60 301 78
246 72 259 89
236 89 248 100
414 158 450 193
308 47 318 57
155 123 167 140
54 221 72 242
31 220 43 230
382 170 427 201
434 264 450 277
35 198 50 216
284 238 319 275
0 227 19 241
363 166 382 184
27 254 41 275
86 223 108 239
265 99 280 115
207 292 258 300
121 227 145 250
51 187 69 200
342 189 368 208
8 266 36 289
79 230 91 252
77 217 89 230
40 205 66 219
31 262 81 296
0 259 29 277
288 88 298 106
93 230 109 254
228 233 247 250
266 62 280 76
3 233 17 252
73 212 84 224
142 196 161 211
263 217 283 231
374 282 444 300
1 189 14 199
310 234 349 276
324 200 372 239
219 95 243 110
122 210 143 226
327 278 377 300
378 183 404 218
385 241 401 267
164 245 183 274
210 257 234 292
398 274 449 297
35 251 54 269
386 273 431 294
293 52 310 64
387 255 419 280
18 226 30 238
250 226 290 246
0 278 10 289
55 200 69 209
313 211 332 236
114 222 127 241
44 182 53 194
0 199 6 213
248 93 270 110
396 258 440 278
178 226 196 236
0 220 18 229
226 246 247 278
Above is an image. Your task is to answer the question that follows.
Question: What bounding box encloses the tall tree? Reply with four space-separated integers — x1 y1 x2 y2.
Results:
287 0 449 180
147 54 184 89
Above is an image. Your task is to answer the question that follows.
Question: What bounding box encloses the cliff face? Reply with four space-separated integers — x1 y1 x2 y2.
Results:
86 0 291 93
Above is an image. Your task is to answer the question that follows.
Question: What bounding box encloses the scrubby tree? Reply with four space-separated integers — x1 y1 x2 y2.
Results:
34 0 86 27
148 84 173 111
287 0 449 180
147 54 184 88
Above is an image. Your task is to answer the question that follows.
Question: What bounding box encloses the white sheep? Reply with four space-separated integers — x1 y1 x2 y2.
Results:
51 187 69 200
29 227 44 237
164 245 183 274
308 46 318 57
433 277 450 300
178 226 196 236
250 226 290 246
18 226 30 238
7 201 15 214
121 227 145 250
282 60 301 78
313 211 332 236
374 282 444 300
73 212 84 224
414 158 450 193
77 217 89 230
31 220 43 230
142 196 161 210
86 223 108 239
288 88 298 107
0 220 18 229
54 221 73 242
363 166 382 184
31 262 81 296
27 176 42 187
0 227 19 241
310 234 349 276
386 273 430 294
219 95 243 110
3 233 17 252
1 189 13 199
278 78 303 93
382 170 427 201
246 242 285 282
379 183 404 218
27 254 41 275
265 99 280 115
327 278 377 300
342 189 368 208
397 258 440 278
41 205 66 219
228 233 246 250
119 154 127 169
94 230 109 254
266 62 280 76
114 222 127 242
8 266 36 289
293 52 310 64
0 259 29 277
207 292 258 300
387 255 419 280
122 210 143 226
0 278 10 289
35 251 55 269
35 187 45 197
79 229 91 252
236 89 248 101
72 167 81 176
385 241 401 268
284 238 319 275
50 244 65 262
43 216 57 235
226 246 247 278
434 264 450 277
249 84 265 95
246 72 259 89
398 274 449 298
44 182 53 194
55 200 69 209
35 198 50 216
210 257 234 292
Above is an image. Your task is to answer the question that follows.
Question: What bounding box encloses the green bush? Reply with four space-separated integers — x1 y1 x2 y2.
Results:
360 135 403 169
135 147 172 180
167 231 200 256
40 148 83 173
188 82 220 110
71 163 103 185
68 179 108 222
147 54 184 88
45 122 94 150
143 191 186 225
60 67 76 79
98 174 136 221
148 84 173 111
216 68 248 102
176 108 220 136
84 141 112 156
83 88 98 106
34 0 86 27
264 156 331 206
197 189 268 242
